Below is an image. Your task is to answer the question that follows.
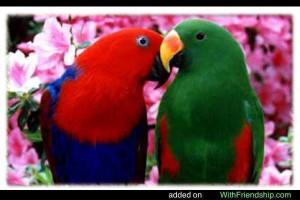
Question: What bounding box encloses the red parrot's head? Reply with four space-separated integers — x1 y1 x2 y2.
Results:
76 28 169 88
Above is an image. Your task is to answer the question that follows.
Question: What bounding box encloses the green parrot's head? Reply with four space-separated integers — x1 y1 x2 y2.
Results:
160 19 245 73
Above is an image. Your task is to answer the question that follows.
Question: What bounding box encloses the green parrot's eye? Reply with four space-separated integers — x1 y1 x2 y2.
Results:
196 32 206 41
137 36 149 48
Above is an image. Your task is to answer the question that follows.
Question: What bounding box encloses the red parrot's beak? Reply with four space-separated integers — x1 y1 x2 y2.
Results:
160 30 184 73
148 53 171 89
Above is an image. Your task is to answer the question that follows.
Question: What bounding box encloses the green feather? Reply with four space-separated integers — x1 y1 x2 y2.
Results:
156 19 264 183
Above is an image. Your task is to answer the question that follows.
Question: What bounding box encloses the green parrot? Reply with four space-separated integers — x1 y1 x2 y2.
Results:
156 19 264 184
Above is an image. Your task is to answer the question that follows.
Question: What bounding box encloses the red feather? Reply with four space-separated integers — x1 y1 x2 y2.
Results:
160 115 180 177
52 28 163 144
228 122 253 183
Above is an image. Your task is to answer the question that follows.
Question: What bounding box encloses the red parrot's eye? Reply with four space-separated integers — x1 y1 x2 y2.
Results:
137 36 149 48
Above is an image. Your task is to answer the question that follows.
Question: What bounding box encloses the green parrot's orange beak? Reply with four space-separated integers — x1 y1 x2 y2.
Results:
160 30 184 73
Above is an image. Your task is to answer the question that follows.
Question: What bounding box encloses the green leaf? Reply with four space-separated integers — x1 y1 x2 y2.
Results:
18 106 29 130
39 83 44 89
40 152 47 170
22 129 36 134
16 91 24 97
278 160 292 168
8 101 21 118
7 91 17 100
27 98 39 112
287 129 293 143
33 166 53 185
28 20 36 28
34 172 48 184
27 21 43 35
77 41 91 49
28 84 43 95
25 165 35 173
45 167 54 184
279 136 289 143
145 155 157 179
27 111 40 132
28 88 40 95
24 130 42 143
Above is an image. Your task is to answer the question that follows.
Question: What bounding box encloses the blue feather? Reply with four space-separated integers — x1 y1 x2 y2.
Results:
50 122 144 183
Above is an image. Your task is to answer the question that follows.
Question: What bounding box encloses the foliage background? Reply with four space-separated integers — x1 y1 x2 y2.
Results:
6 14 292 185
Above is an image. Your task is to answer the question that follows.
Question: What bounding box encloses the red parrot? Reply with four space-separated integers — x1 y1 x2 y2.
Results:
40 28 168 184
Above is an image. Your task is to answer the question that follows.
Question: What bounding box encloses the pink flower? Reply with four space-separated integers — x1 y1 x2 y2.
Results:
33 17 74 81
254 77 291 124
246 48 265 74
265 121 275 137
33 66 66 84
145 166 159 185
72 20 97 45
147 129 155 155
228 26 248 46
23 148 40 166
264 138 290 167
255 80 279 115
8 111 20 130
258 16 292 43
131 15 156 29
259 166 292 185
7 50 40 92
95 16 125 36
151 15 193 33
8 128 40 169
7 168 28 186
17 42 34 54
272 49 290 68
34 14 58 22
8 128 31 158
206 15 258 27
144 81 164 125
64 44 77 66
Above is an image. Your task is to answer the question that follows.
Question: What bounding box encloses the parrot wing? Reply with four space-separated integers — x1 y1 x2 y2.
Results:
229 99 264 184
132 117 148 183
155 106 164 175
155 113 181 178
39 66 80 183
40 89 59 182
246 99 265 183
155 117 162 173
